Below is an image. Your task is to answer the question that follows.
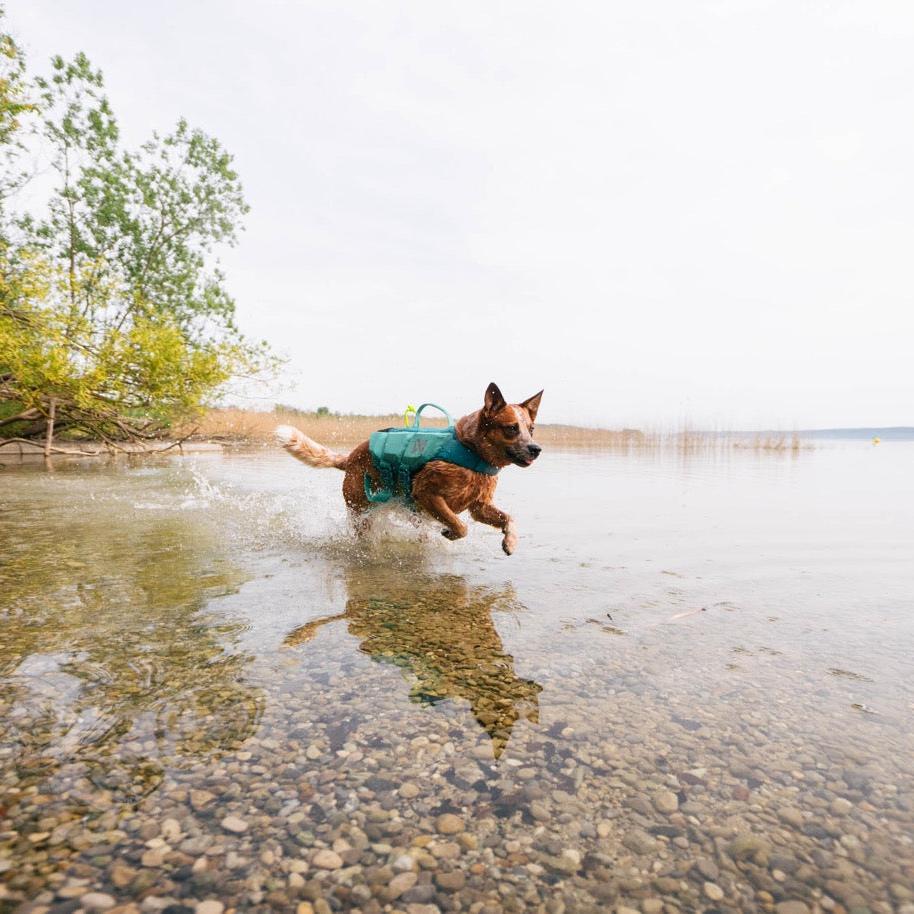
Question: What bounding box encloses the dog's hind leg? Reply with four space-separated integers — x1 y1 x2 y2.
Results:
413 493 468 542
470 500 518 555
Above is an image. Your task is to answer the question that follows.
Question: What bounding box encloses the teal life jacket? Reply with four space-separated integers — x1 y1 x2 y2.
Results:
364 403 499 504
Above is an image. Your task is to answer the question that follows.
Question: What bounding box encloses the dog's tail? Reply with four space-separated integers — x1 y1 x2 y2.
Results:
275 425 349 470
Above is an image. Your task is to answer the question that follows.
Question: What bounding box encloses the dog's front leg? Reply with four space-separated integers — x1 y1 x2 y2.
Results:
414 493 468 541
470 501 517 555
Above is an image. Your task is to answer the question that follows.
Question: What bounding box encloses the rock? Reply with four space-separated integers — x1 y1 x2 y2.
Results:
387 872 418 898
651 791 679 815
435 871 466 891
430 842 460 860
195 903 224 914
296 905 314 914
703 883 724 901
312 849 343 870
81 893 116 911
530 801 551 822
458 832 478 850
399 783 420 799
642 901 663 914
220 815 248 834
161 818 181 841
729 834 772 864
109 863 137 887
778 807 804 829
141 849 166 867
392 853 418 872
622 830 657 855
626 795 654 816
775 903 810 914
190 790 215 810
830 798 853 816
435 813 463 834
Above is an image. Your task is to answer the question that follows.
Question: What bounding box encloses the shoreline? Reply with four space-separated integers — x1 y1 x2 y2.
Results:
6 409 903 463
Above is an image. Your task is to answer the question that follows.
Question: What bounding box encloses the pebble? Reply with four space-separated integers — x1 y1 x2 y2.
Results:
435 813 464 834
729 834 772 863
435 871 466 891
830 797 853 816
81 893 116 911
161 818 181 841
704 883 724 901
190 790 215 810
778 807 804 829
388 872 418 897
220 816 248 834
652 790 679 814
399 783 420 798
194 903 224 914
312 849 343 870
775 903 810 914
622 830 656 855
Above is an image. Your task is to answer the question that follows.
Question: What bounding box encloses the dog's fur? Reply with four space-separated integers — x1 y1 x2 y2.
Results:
276 383 543 554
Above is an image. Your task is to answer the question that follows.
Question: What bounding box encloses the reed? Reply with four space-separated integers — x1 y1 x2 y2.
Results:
186 408 810 453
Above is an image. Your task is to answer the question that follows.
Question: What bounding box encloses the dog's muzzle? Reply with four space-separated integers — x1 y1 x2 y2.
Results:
510 443 542 467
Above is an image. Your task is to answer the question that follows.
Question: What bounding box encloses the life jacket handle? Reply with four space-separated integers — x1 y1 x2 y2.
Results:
411 403 454 429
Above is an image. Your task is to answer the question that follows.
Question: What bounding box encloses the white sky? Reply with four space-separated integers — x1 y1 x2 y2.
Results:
8 1 914 428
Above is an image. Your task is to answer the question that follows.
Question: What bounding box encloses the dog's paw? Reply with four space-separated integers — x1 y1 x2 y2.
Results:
441 528 461 540
274 424 297 446
502 531 518 555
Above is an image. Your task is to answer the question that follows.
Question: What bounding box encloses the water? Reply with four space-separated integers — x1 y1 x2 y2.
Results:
1 444 912 913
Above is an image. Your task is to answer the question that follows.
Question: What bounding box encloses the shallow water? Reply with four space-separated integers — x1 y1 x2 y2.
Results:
1 444 912 914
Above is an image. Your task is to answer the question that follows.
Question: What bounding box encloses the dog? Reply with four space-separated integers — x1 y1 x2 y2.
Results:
275 382 543 554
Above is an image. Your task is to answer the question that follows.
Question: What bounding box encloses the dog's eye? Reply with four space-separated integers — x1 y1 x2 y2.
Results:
503 424 519 438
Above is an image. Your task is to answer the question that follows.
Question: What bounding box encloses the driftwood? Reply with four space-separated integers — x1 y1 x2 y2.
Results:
0 427 200 459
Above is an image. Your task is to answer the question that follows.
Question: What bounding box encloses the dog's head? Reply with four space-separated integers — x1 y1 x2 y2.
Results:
478 382 543 468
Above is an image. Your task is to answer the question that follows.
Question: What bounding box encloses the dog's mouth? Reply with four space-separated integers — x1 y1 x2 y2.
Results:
508 449 538 467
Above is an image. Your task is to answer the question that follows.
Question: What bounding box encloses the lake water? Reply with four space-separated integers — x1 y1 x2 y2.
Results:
1 443 912 914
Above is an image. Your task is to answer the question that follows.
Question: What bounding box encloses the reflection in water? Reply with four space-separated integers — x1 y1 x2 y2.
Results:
0 505 263 803
285 562 542 757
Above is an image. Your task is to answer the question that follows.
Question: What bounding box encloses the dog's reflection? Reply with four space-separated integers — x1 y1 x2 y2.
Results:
284 565 541 757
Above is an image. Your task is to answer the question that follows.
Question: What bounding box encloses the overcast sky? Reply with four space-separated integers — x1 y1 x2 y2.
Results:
8 1 913 428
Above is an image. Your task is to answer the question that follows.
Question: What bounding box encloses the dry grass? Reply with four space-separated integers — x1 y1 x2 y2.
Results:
185 407 406 447
186 408 810 453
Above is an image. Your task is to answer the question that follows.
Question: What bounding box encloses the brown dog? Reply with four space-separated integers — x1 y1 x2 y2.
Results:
275 383 543 554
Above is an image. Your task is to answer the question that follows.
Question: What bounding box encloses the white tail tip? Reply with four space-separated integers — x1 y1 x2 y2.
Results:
275 424 297 446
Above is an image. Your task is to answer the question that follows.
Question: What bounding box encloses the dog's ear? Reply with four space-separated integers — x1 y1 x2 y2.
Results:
520 390 543 422
483 382 507 417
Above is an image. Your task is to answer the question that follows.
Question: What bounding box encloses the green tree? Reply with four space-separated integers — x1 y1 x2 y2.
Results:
0 6 36 218
0 41 274 451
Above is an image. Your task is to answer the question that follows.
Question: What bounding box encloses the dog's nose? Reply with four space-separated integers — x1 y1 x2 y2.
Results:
527 443 542 459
